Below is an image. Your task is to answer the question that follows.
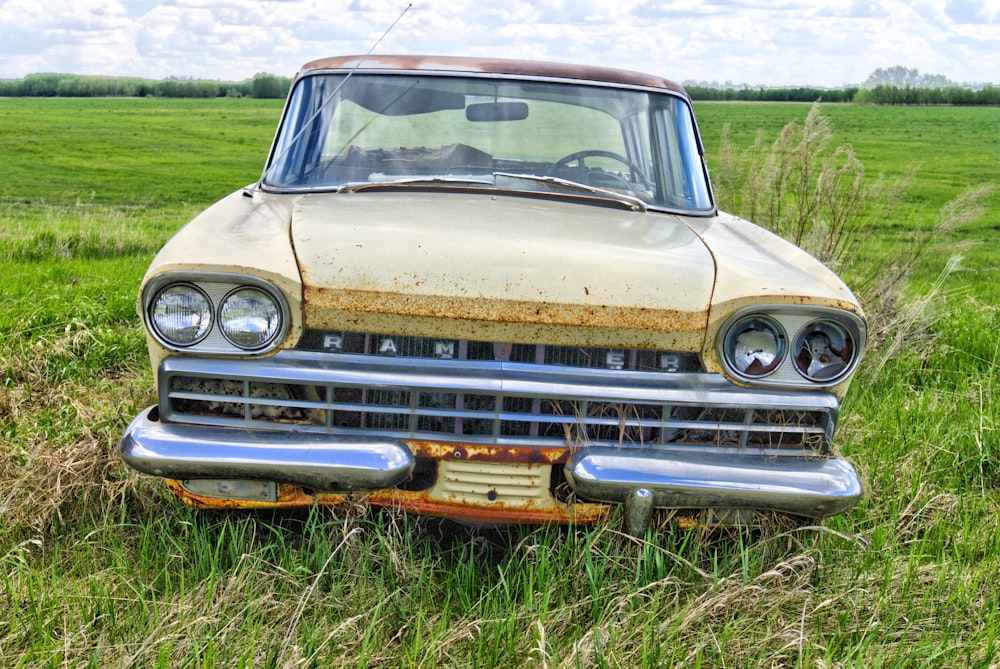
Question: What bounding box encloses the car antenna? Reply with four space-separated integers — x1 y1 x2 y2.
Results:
254 4 413 190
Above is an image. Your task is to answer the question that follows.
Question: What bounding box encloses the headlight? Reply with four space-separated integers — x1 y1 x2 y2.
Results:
144 275 290 354
723 315 786 378
218 287 282 349
718 307 865 386
149 284 213 346
792 320 857 383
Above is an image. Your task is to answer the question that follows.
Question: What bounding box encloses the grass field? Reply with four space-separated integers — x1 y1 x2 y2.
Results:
1 97 998 668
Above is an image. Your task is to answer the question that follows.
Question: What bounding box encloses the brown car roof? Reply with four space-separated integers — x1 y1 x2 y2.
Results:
298 55 689 97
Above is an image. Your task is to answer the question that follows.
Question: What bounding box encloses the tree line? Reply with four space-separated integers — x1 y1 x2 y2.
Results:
685 66 997 106
684 85 860 103
0 72 292 99
685 83 999 106
2 67 997 106
852 84 999 106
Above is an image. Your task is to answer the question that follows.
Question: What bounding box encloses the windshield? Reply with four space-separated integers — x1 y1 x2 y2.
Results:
263 72 714 214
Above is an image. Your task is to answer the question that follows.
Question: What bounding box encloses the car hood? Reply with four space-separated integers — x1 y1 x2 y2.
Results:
291 191 716 351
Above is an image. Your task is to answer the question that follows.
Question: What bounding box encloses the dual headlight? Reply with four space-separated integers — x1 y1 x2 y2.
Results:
147 278 287 353
720 308 865 386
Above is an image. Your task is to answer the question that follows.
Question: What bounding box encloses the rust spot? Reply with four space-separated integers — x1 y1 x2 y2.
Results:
405 440 571 465
162 438 611 526
165 478 349 510
364 488 612 525
306 285 703 331
166 479 743 531
302 287 706 351
166 478 611 525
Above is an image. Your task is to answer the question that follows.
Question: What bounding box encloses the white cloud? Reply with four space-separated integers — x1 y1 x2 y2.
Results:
0 0 996 85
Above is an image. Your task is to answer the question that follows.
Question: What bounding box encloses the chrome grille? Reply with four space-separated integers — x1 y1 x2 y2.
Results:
160 351 836 455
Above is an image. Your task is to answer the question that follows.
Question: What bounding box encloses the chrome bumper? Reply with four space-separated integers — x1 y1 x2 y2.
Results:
565 447 862 534
121 404 861 533
120 407 415 493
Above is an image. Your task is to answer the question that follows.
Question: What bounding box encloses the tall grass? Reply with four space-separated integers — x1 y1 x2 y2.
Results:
713 101 995 353
1 99 998 667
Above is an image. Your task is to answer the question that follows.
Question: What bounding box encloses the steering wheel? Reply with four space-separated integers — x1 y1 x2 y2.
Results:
545 150 654 191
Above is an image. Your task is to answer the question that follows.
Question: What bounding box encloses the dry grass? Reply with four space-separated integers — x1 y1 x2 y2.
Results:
714 102 908 269
0 325 154 546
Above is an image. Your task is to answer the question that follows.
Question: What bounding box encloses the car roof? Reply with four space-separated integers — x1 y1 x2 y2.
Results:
297 55 689 98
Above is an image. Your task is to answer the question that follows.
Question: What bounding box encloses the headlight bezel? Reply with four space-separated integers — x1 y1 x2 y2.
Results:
144 273 290 355
718 305 866 388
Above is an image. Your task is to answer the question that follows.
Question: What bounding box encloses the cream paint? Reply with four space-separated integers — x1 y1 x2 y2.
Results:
683 211 861 311
291 190 716 349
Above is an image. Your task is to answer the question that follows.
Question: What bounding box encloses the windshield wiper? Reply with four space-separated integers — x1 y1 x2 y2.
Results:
334 173 647 212
339 176 496 192
492 172 647 212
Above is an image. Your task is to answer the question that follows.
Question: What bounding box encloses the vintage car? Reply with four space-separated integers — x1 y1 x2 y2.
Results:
120 55 865 535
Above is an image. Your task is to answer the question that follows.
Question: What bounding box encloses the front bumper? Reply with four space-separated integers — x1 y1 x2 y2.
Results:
121 406 862 533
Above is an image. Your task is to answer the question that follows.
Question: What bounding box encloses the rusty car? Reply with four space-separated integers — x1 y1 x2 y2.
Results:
120 55 865 535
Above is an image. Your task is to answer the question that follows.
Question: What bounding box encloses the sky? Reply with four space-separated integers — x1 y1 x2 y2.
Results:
0 0 997 87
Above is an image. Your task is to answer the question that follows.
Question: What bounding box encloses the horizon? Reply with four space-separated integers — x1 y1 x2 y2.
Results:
1 1 997 89
2 65 993 92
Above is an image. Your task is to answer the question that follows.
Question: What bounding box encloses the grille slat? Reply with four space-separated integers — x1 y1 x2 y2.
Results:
161 351 836 455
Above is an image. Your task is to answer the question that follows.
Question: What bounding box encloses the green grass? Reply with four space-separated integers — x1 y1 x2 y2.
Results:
0 97 280 204
1 98 999 667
